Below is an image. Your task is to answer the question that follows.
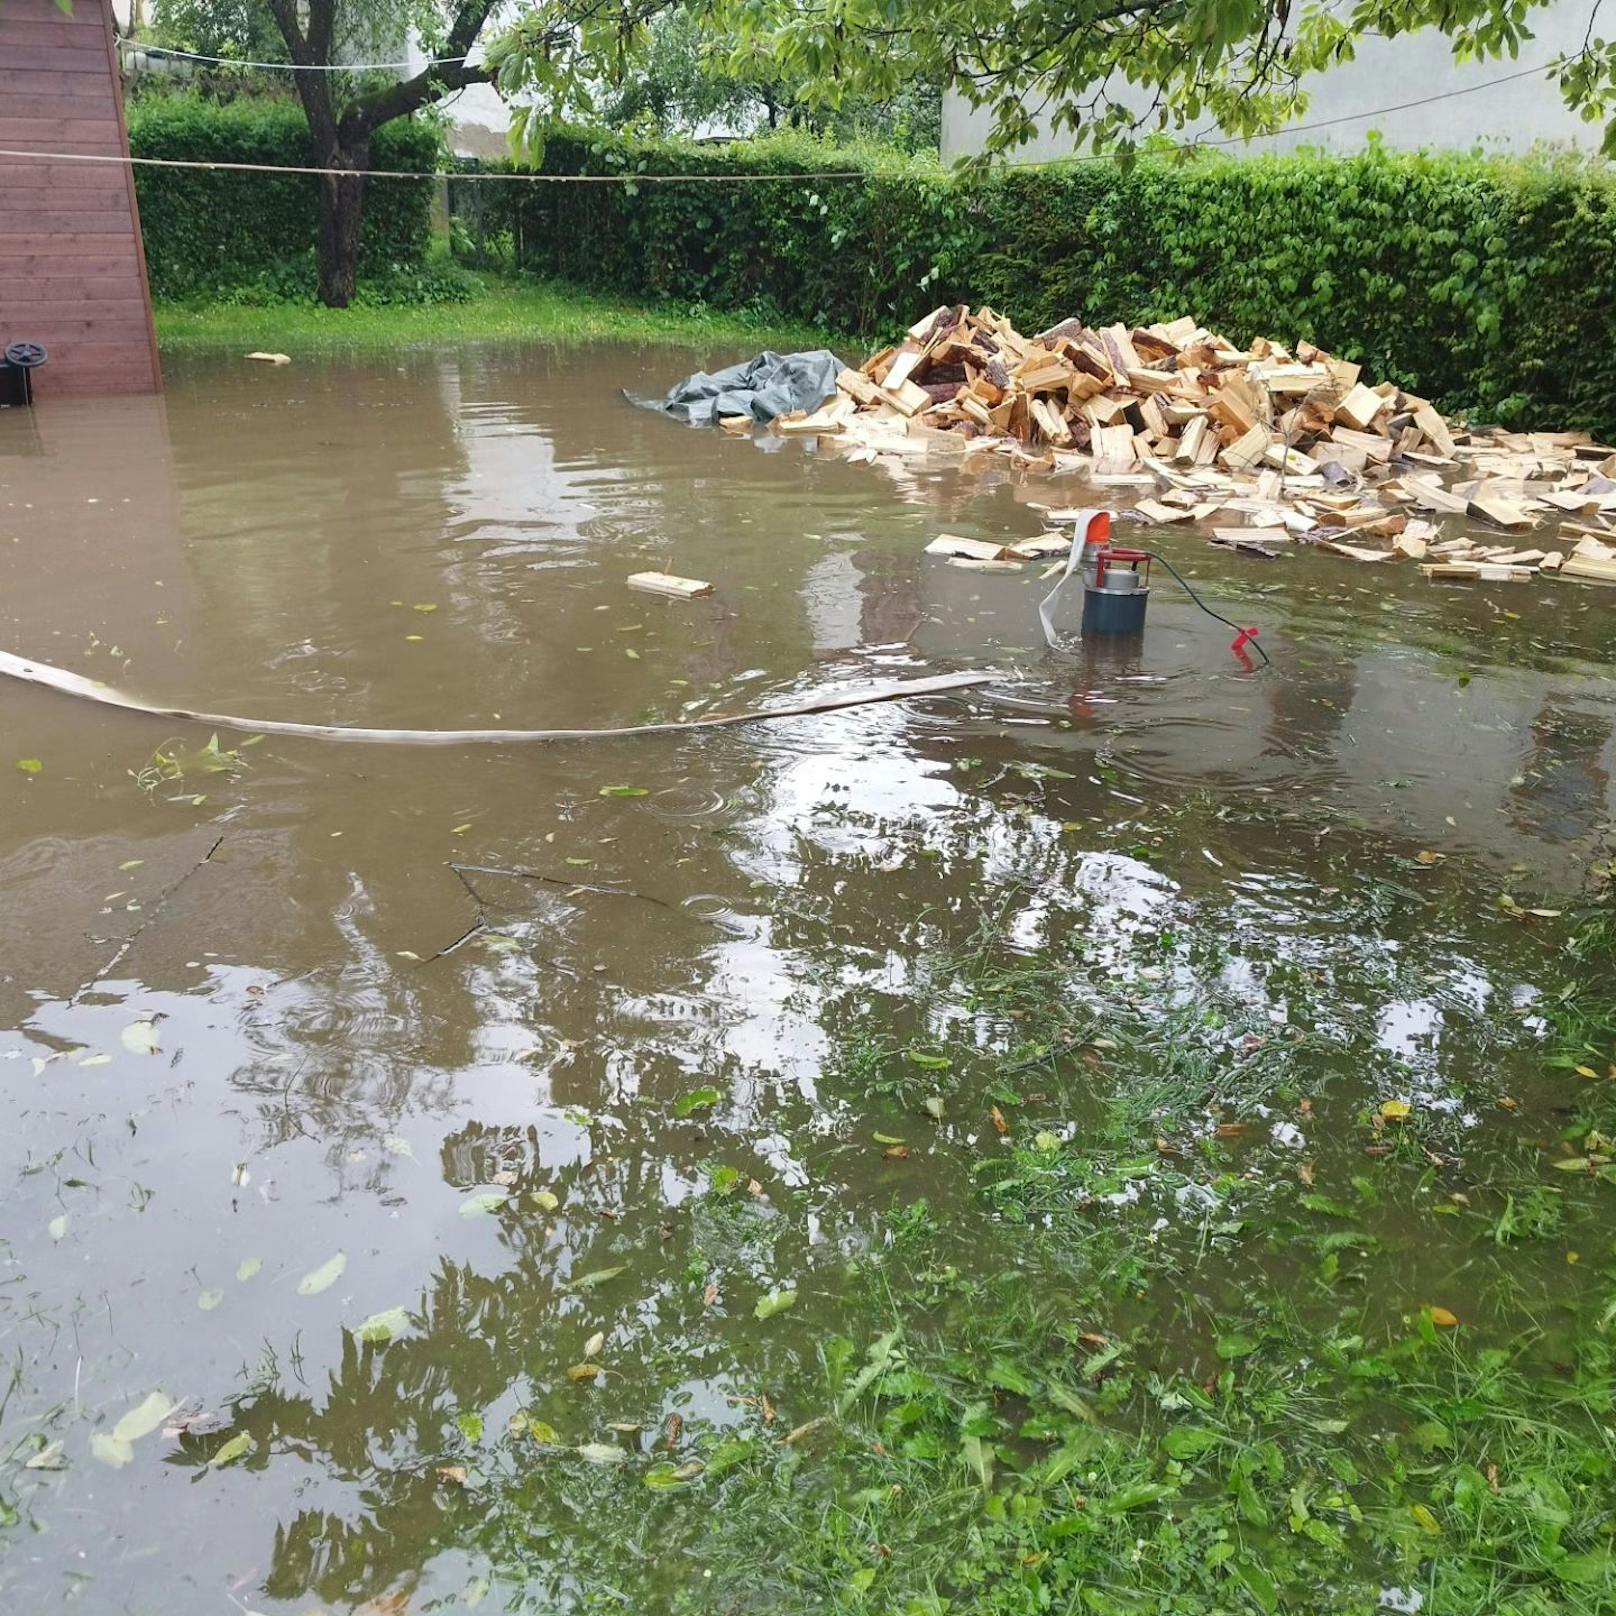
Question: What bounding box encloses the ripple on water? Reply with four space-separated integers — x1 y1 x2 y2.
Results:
681 894 751 935
644 783 734 823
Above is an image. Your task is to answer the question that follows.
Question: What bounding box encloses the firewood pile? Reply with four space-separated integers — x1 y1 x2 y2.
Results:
762 304 1616 581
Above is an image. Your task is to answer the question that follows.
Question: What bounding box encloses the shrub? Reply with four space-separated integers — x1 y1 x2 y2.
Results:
128 94 439 300
461 130 1616 436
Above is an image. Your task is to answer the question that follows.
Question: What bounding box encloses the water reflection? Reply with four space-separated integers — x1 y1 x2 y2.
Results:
0 349 1611 1611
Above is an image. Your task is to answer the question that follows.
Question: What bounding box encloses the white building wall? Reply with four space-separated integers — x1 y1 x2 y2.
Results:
942 8 1605 161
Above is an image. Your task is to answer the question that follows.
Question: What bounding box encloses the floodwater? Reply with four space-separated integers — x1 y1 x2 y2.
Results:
2 346 1614 1614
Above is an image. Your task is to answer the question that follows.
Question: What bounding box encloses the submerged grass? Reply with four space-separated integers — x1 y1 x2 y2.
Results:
153 274 840 356
447 843 1616 1614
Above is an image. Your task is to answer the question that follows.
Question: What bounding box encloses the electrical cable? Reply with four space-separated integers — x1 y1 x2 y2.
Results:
1140 549 1273 667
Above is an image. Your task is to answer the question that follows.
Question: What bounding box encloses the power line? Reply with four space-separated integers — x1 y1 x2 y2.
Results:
116 39 473 72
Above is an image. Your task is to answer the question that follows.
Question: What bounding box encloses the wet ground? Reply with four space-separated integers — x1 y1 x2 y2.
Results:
2 345 1615 1615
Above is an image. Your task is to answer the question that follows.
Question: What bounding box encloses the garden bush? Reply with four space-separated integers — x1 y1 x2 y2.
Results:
128 94 439 299
462 130 1616 435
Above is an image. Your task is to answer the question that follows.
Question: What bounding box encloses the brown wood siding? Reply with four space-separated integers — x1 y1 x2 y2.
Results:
0 0 160 399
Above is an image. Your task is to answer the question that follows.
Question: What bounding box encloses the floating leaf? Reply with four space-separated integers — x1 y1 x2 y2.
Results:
118 859 144 871
383 1135 415 1160
120 1020 160 1056
456 1411 484 1443
1034 1131 1061 1153
871 1131 906 1146
459 1189 510 1218
566 1265 627 1293
527 1420 561 1445
754 1288 797 1321
79 1053 111 1068
236 1257 262 1282
908 1052 951 1071
1428 1305 1459 1328
583 1331 605 1359
644 1460 704 1488
15 758 42 774
112 1392 176 1444
961 1432 995 1491
575 1442 627 1465
530 1189 560 1211
1107 1481 1177 1512
198 1288 224 1312
1378 1099 1412 1121
598 785 649 798
353 1306 411 1344
673 1087 722 1117
296 1252 347 1296
991 1105 1009 1135
1215 1333 1258 1360
1162 1427 1219 1460
1410 1502 1443 1535
922 1096 945 1120
91 1433 133 1468
210 1432 256 1469
48 1213 68 1242
568 1362 602 1383
437 1464 470 1486
1552 1156 1593 1172
24 1440 64 1471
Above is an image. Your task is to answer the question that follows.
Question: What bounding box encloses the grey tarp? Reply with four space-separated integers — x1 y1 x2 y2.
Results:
632 349 845 427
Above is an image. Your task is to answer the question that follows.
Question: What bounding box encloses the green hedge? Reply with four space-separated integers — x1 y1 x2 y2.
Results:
463 131 1616 435
128 95 438 299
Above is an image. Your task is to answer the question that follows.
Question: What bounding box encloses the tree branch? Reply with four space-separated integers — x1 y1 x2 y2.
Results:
343 0 499 141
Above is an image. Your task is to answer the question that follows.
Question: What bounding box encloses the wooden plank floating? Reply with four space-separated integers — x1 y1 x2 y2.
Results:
626 572 715 599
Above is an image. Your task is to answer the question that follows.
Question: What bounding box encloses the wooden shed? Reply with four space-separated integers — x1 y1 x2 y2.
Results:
0 0 161 399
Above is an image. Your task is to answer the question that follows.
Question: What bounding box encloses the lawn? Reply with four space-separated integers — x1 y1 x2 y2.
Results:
153 274 841 356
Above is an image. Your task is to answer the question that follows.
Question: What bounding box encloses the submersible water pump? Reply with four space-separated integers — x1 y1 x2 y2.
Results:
1080 545 1152 635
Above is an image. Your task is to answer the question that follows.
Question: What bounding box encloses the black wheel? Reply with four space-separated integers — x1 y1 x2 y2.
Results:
4 342 46 369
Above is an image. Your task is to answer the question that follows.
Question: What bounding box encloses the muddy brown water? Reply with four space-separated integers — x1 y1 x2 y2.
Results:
2 345 1614 1613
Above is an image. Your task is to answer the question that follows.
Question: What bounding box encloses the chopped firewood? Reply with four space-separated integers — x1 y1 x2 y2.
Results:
1333 383 1389 432
627 572 715 599
1405 478 1470 516
837 367 884 408
926 535 1011 561
1421 562 1535 582
1540 550 1565 571
1467 494 1536 531
1316 539 1394 562
1412 403 1457 458
1137 499 1197 525
1561 522 1616 548
1008 533 1076 558
1209 530 1289 557
949 557 1025 573
1561 554 1616 584
1214 526 1290 547
718 415 753 435
781 304 1614 597
1221 425 1271 472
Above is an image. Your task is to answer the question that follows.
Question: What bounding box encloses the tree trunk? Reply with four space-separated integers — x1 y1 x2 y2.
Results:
317 143 369 309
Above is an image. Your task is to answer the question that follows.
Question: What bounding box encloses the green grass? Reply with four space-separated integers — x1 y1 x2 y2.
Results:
153 273 840 356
